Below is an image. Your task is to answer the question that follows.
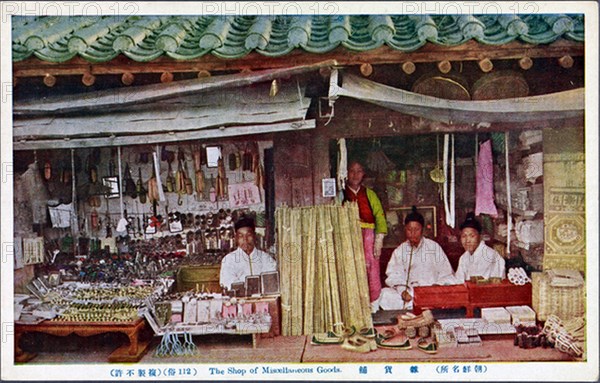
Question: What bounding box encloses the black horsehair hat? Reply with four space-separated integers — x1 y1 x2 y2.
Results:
404 206 425 227
234 216 256 231
460 212 482 233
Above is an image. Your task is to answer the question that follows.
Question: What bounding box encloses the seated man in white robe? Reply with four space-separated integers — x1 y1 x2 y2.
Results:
220 216 277 290
379 206 458 310
455 212 505 282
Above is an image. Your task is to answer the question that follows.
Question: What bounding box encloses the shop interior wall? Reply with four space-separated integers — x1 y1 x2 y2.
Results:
15 140 272 242
312 104 557 274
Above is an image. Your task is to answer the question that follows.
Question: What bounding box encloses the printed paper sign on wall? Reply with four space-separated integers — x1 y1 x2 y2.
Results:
228 182 261 207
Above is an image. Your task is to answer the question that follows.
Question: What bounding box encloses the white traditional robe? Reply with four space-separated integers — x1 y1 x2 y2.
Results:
454 241 505 282
219 247 277 289
379 238 458 310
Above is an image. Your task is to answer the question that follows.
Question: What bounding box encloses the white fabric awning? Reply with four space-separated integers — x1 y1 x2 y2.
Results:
13 61 336 150
332 72 584 125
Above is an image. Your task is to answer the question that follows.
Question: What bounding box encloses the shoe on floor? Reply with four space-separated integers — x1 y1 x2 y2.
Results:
417 337 438 354
310 326 356 345
359 327 377 339
375 327 411 350
341 334 372 353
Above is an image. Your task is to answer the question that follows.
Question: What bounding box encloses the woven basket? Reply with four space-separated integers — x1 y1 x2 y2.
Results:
532 272 586 322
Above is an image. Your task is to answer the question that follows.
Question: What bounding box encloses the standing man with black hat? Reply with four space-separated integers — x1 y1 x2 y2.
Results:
220 216 277 290
379 206 457 310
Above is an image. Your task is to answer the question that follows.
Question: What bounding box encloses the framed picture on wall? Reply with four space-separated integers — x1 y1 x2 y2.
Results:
322 178 337 198
385 206 437 246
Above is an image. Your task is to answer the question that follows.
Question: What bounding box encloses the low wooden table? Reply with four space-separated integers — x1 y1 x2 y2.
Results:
412 281 532 317
15 317 151 363
466 280 532 317
412 284 470 315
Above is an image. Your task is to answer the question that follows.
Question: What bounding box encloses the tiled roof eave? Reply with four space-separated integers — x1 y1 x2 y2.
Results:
12 15 584 64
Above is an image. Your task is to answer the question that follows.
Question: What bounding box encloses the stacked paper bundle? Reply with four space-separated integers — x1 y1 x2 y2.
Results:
481 307 512 324
455 327 482 347
432 322 457 348
505 305 537 325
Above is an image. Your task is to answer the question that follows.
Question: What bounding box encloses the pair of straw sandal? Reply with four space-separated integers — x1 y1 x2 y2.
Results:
311 324 438 354
341 327 378 353
311 326 377 353
310 326 356 345
375 326 438 354
376 327 412 350
396 310 435 329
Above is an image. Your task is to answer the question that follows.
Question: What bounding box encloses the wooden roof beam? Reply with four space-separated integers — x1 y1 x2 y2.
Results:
13 40 583 79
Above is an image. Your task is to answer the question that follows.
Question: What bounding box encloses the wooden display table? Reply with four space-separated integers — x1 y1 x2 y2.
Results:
466 280 532 317
412 284 470 315
413 281 532 317
15 317 151 363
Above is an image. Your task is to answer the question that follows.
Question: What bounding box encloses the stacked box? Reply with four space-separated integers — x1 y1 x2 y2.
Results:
481 307 511 324
505 305 536 325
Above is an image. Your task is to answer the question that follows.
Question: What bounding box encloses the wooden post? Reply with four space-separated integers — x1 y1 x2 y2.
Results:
401 61 416 75
558 55 574 68
519 57 533 70
43 74 56 87
360 63 373 77
160 72 174 83
478 58 494 73
437 60 451 74
121 72 135 86
82 72 96 86
197 70 211 78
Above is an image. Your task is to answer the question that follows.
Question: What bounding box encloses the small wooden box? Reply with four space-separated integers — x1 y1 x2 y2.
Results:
412 284 469 314
176 264 221 292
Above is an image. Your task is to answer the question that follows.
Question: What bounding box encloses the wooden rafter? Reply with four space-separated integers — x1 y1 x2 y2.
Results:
13 40 583 79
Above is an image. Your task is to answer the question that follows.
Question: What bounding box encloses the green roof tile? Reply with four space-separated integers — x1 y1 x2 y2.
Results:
12 14 584 63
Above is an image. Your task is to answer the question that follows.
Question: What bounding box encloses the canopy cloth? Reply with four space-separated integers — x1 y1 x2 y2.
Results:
331 72 584 125
13 61 336 150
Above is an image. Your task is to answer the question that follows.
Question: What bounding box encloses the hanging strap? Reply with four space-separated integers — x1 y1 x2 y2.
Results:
450 134 455 227
117 146 124 219
337 138 347 193
505 132 512 256
443 134 456 227
70 149 79 237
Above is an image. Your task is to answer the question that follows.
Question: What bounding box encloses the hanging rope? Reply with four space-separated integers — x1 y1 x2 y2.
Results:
153 146 166 202
443 134 456 227
450 134 455 226
70 148 79 237
337 138 347 192
324 68 339 126
505 131 512 256
117 146 124 219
